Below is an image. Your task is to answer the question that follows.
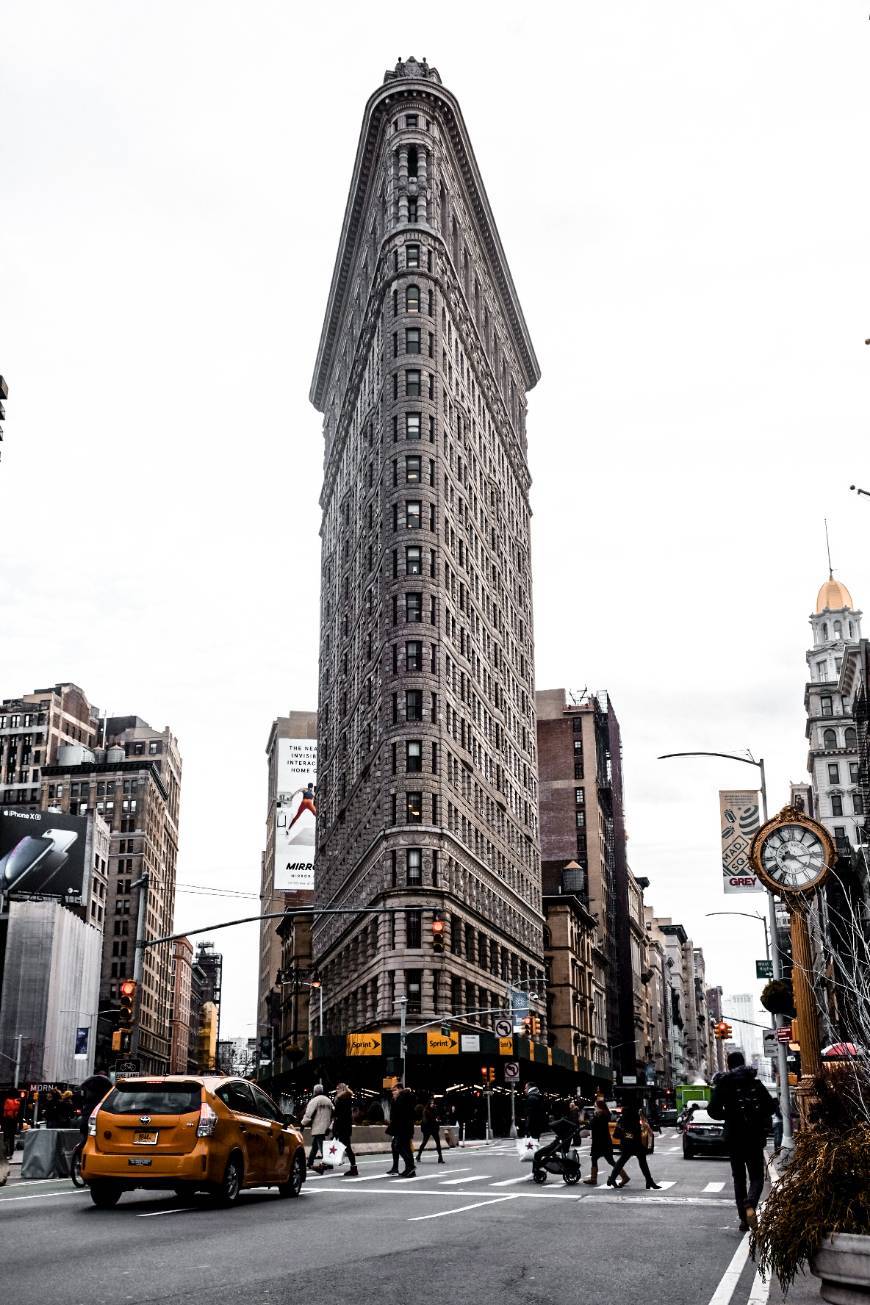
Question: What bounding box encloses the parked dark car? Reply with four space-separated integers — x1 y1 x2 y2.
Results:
682 1107 727 1159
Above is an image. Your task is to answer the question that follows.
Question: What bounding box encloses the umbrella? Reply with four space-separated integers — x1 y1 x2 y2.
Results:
821 1042 865 1058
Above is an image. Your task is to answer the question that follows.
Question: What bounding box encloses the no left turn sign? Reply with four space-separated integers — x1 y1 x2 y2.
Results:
504 1061 520 1083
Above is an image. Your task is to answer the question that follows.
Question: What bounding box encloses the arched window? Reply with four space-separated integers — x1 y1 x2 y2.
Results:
845 727 857 750
822 623 829 641
823 728 837 749
834 621 843 639
849 621 855 638
405 285 420 312
407 145 418 179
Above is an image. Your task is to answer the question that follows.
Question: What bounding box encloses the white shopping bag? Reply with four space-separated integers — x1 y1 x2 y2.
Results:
516 1136 539 1162
320 1138 347 1168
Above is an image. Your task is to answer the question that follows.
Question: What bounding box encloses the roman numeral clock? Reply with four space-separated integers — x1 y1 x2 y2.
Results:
749 806 834 895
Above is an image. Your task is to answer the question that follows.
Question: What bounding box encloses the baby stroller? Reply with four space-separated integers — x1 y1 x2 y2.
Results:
532 1116 583 1185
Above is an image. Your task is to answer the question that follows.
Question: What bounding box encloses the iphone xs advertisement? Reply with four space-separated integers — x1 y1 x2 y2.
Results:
0 809 88 898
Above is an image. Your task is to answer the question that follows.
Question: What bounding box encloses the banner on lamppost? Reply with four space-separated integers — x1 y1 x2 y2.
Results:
719 790 763 893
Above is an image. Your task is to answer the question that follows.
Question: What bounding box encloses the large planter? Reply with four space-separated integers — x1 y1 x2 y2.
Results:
811 1232 870 1304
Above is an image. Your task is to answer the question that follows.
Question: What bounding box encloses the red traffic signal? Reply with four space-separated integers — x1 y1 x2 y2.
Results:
118 979 137 1028
431 911 446 953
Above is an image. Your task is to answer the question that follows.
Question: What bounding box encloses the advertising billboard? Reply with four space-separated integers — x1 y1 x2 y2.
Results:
719 790 762 894
274 738 317 891
0 809 89 898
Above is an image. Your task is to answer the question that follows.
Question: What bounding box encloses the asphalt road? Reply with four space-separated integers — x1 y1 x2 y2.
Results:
0 1132 804 1305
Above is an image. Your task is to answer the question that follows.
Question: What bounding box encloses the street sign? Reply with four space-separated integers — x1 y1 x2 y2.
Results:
621 1075 637 1085
756 959 774 979
494 1017 512 1039
115 1058 140 1074
504 1061 520 1083
763 1030 778 1059
510 988 529 1025
776 1024 792 1043
460 1033 481 1053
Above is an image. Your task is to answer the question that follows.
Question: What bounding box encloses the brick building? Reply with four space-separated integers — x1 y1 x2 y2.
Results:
308 56 544 1067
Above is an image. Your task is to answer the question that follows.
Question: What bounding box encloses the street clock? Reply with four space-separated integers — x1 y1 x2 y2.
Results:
749 807 834 895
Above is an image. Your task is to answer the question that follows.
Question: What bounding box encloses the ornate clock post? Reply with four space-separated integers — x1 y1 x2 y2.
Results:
749 806 834 1119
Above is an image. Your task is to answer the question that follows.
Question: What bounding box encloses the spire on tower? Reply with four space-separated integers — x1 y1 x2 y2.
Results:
824 517 833 580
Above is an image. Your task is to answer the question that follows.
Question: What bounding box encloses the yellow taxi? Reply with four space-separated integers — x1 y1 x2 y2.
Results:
81 1075 306 1208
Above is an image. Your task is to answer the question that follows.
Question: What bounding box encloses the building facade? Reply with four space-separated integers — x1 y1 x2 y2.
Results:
542 887 609 1091
258 711 318 1033
169 937 194 1073
0 683 99 810
41 713 182 1075
309 58 544 1049
536 688 635 1077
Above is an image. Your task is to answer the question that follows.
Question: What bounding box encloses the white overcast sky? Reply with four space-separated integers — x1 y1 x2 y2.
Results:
2 3 868 1042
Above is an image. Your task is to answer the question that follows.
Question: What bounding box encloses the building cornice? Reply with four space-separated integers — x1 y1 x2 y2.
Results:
310 75 540 411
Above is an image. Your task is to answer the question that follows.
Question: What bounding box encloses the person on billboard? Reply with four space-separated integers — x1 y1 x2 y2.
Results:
288 783 317 831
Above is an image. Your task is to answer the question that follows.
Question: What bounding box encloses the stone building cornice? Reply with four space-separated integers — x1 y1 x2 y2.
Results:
310 68 540 412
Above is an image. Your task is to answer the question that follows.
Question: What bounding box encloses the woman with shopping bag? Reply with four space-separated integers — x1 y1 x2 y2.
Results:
334 1083 358 1176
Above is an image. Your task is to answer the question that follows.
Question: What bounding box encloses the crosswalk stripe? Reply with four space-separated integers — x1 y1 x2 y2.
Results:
440 1174 491 1185
703 1181 725 1193
490 1175 534 1187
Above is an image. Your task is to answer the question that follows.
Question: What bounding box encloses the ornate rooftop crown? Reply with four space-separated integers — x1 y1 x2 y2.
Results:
383 56 441 84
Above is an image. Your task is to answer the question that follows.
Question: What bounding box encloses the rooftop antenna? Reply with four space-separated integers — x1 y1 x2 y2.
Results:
824 517 833 580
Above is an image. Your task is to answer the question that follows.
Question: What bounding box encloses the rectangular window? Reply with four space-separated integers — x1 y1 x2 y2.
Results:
405 114 418 128
464 924 475 962
406 791 423 823
406 592 423 622
406 327 421 353
831 794 844 817
405 545 422 575
406 243 420 268
407 848 422 885
828 763 840 784
406 740 423 773
853 793 865 816
405 455 422 483
821 696 833 718
850 762 859 784
407 198 418 223
451 916 462 956
818 663 828 682
406 970 422 1014
406 412 421 439
406 369 421 397
406 909 422 949
405 500 422 528
431 794 439 824
575 788 584 805
406 640 423 671
406 690 424 721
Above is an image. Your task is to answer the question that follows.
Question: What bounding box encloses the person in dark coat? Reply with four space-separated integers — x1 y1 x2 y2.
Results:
417 1097 445 1164
333 1083 358 1177
708 1050 776 1231
386 1084 416 1177
77 1071 111 1137
607 1098 661 1189
522 1083 549 1139
583 1095 615 1185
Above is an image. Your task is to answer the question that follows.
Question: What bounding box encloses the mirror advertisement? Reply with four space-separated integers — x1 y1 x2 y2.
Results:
274 738 317 890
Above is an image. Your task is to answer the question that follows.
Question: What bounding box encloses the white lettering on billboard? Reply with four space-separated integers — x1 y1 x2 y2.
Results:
275 739 317 890
719 789 762 894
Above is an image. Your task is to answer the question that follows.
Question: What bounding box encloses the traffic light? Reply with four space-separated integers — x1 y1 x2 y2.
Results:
480 1065 495 1084
714 1021 733 1041
522 1018 532 1038
118 979 137 1028
529 1015 541 1037
112 1029 131 1053
431 911 446 953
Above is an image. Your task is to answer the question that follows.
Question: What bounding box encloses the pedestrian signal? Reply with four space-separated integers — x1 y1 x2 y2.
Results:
118 979 137 1029
431 911 446 954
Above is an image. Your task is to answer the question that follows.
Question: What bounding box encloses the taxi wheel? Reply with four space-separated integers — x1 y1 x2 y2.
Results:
279 1150 306 1199
214 1153 244 1206
89 1180 122 1209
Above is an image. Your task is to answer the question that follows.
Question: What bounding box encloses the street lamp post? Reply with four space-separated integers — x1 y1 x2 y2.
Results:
658 750 794 1151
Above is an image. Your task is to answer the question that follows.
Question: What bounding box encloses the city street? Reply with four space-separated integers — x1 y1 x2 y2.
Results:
1 1134 799 1305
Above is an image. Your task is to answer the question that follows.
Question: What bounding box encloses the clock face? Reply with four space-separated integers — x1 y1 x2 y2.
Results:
759 823 827 890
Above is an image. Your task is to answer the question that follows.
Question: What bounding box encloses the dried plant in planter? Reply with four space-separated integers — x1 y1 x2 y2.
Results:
752 1071 870 1293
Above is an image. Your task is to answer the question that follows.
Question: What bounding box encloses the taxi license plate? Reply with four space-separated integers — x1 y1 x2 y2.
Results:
134 1130 158 1145
128 1158 152 1166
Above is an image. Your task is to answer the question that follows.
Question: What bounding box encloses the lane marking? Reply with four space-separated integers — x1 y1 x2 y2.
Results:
704 1182 726 1193
490 1175 534 1187
409 1195 519 1222
309 1184 731 1207
652 1181 676 1190
341 1173 393 1183
706 1232 751 1305
439 1175 491 1186
0 1189 87 1205
137 1207 193 1218
747 1268 771 1305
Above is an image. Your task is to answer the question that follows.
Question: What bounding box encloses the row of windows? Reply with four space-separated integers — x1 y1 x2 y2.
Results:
828 792 864 817
389 790 437 825
391 370 435 399
390 739 437 775
393 327 434 357
827 760 860 784
821 727 858 750
392 286 433 316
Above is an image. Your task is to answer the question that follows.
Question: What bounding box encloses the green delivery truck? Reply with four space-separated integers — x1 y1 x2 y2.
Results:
675 1084 711 1113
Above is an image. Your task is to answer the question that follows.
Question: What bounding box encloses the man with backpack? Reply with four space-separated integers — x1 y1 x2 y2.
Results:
708 1050 776 1231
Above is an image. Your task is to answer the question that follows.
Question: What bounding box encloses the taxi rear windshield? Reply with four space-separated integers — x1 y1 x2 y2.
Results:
102 1083 202 1115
